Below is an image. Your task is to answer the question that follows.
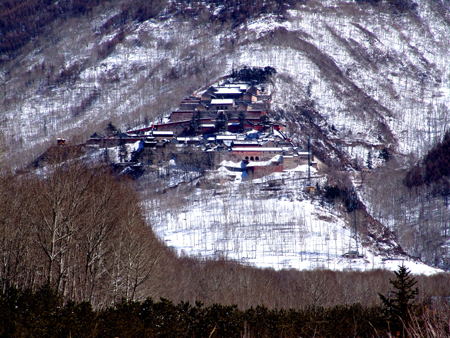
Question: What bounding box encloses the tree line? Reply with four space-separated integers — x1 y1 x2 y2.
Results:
0 266 448 337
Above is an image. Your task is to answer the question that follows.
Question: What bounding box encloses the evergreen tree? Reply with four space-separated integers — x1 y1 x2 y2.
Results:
215 111 228 132
119 137 128 162
238 112 246 132
379 147 390 162
259 114 269 125
366 151 373 169
379 265 419 336
190 111 202 135
106 121 118 135
232 66 277 83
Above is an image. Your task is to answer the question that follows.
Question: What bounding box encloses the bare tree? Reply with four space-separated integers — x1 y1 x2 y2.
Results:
0 175 35 292
107 188 165 303
28 161 100 290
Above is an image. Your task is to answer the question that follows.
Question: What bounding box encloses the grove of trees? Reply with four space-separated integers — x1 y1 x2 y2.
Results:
231 66 277 84
404 131 450 188
0 156 165 308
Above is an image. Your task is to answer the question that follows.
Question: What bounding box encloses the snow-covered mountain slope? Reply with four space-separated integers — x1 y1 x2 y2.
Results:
144 164 442 275
3 1 450 164
3 0 450 272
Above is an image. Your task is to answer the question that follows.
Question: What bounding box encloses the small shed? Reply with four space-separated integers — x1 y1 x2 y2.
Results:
248 86 261 96
201 92 216 101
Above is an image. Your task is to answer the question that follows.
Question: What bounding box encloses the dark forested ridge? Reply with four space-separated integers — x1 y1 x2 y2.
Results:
404 131 450 189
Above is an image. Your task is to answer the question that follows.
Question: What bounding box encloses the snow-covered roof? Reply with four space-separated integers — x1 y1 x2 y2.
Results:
233 140 259 145
130 140 143 153
214 87 242 95
177 137 200 142
232 147 284 152
273 129 285 139
219 160 246 168
211 99 235 105
216 135 237 140
220 83 249 91
153 131 174 136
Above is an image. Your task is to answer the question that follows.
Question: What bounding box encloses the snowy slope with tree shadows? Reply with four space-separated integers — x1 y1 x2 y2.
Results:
143 165 441 274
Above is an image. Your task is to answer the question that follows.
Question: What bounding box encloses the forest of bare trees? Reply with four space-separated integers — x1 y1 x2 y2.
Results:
0 155 166 308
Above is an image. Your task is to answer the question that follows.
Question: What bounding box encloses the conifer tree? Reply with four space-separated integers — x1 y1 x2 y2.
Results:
190 111 202 135
106 121 118 135
215 111 228 132
238 112 246 132
379 265 419 336
379 147 390 162
366 151 372 169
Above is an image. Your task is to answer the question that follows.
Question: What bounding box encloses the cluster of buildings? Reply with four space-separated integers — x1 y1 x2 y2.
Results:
88 80 317 178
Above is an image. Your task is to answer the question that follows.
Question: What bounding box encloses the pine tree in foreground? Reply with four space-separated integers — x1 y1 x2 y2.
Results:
379 264 419 337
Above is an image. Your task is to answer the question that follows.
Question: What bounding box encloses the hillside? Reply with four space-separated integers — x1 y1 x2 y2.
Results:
2 0 450 271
